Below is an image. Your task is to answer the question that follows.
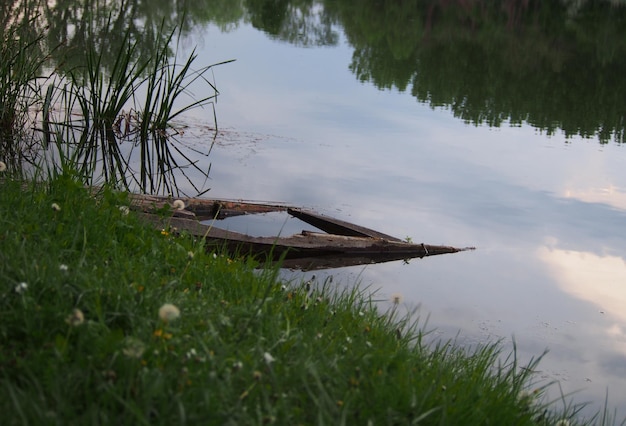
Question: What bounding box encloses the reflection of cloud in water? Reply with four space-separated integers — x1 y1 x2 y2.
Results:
599 352 626 378
538 247 626 352
564 185 626 212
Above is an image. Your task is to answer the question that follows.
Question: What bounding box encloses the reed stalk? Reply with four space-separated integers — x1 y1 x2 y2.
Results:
2 7 229 195
0 8 49 171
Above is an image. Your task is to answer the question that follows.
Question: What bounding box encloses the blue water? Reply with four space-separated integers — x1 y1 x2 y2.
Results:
170 23 626 419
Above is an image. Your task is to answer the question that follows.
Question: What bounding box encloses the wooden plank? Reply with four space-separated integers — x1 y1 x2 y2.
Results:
127 193 474 270
138 213 471 261
287 208 402 241
128 193 289 220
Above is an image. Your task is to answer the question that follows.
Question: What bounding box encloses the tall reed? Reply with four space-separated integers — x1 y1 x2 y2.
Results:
3 7 230 195
0 8 49 171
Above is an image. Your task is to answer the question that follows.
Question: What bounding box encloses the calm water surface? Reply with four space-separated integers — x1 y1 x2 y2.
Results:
172 15 626 418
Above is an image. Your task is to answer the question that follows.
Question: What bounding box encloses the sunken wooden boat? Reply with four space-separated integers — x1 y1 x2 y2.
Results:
129 194 474 270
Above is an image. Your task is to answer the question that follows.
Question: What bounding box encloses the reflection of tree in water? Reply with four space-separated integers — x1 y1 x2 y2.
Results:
39 0 205 74
23 0 626 143
245 0 339 46
34 0 337 71
325 0 626 143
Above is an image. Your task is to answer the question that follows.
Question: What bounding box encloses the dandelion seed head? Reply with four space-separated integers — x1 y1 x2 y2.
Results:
59 264 68 272
0 161 6 172
159 303 180 322
65 308 84 326
391 293 404 305
187 251 194 260
172 200 185 210
14 282 28 294
51 203 61 212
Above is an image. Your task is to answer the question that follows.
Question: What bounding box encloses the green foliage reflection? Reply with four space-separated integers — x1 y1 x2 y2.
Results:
325 0 626 143
16 0 626 145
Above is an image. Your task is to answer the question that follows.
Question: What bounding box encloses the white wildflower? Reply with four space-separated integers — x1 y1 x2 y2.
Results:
65 308 85 326
14 282 28 294
122 337 146 359
0 161 6 172
159 303 180 322
51 203 61 212
59 264 68 272
172 199 185 210
119 206 129 215
555 420 570 426
187 251 195 260
263 352 275 364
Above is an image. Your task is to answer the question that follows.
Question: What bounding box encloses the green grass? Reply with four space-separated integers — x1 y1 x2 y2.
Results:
0 174 617 425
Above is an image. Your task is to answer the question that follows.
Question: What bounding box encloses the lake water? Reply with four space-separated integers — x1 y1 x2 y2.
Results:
33 0 626 419
173 7 626 419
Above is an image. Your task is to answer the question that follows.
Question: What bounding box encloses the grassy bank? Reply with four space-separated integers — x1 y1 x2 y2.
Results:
0 172 608 425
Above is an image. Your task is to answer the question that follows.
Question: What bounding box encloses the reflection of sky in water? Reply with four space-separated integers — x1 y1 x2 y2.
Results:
176 24 626 418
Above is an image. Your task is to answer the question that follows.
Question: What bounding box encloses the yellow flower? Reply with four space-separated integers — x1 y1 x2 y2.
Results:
159 303 180 322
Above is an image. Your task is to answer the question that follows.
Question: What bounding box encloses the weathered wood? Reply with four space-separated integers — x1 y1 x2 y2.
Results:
138 213 473 270
129 193 289 220
127 191 474 270
288 208 402 241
